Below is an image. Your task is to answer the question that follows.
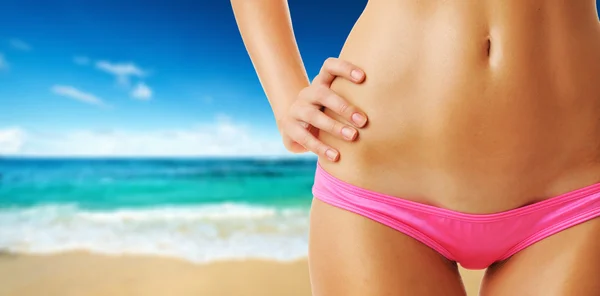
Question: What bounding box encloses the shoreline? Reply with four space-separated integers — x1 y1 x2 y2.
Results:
0 251 485 296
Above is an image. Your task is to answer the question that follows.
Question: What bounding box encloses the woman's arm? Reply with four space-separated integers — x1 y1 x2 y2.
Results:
231 0 368 161
230 0 308 119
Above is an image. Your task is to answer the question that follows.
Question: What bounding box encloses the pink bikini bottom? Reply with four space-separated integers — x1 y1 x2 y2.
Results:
312 163 600 270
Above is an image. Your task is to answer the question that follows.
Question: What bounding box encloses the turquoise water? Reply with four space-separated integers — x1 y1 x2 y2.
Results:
0 157 318 262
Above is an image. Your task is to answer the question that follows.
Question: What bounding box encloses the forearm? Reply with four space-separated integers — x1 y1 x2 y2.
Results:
231 0 309 120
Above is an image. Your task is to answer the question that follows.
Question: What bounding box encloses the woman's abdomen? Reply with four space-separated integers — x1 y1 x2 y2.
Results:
318 0 600 213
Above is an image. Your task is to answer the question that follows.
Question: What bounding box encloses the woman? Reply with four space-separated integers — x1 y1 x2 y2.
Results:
231 1 600 295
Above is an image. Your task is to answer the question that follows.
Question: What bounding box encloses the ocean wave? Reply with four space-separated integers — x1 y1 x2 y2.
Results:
0 203 310 263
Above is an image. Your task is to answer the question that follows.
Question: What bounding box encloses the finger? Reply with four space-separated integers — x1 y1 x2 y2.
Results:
298 121 309 129
296 105 358 141
309 86 368 128
314 57 365 86
288 121 340 161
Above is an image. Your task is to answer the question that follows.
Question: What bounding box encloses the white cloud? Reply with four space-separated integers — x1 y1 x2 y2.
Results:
73 56 90 66
0 127 26 154
51 85 106 107
0 53 7 70
0 118 293 157
96 60 146 86
9 39 32 51
130 82 152 100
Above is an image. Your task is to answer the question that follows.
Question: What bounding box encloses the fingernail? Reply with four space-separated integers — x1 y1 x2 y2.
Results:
325 149 338 161
352 113 366 126
341 127 356 140
351 70 363 81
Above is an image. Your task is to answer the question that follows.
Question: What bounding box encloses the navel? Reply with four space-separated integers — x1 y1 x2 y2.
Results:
485 31 501 68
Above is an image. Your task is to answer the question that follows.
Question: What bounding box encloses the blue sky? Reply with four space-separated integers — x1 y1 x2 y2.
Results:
0 0 366 156
0 1 598 156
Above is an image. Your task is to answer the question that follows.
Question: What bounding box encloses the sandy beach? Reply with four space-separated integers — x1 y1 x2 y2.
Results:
0 252 485 296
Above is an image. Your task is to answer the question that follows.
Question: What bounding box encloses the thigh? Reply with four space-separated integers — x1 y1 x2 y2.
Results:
308 198 467 296
480 216 600 296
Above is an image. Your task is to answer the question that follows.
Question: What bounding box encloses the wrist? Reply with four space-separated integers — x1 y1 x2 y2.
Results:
273 101 292 123
274 111 287 132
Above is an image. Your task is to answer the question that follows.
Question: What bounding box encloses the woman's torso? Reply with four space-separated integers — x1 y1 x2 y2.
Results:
318 0 600 214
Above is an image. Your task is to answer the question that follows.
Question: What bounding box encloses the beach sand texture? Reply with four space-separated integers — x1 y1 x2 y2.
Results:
0 252 485 296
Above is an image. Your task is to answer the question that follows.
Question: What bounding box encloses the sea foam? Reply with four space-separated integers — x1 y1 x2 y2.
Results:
0 203 310 263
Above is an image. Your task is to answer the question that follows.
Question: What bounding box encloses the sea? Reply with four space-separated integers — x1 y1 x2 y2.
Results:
0 157 318 263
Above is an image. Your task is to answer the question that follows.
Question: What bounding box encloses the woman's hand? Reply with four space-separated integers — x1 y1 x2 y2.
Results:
276 58 368 162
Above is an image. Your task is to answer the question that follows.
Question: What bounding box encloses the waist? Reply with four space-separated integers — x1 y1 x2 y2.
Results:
318 1 600 214
334 0 600 95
